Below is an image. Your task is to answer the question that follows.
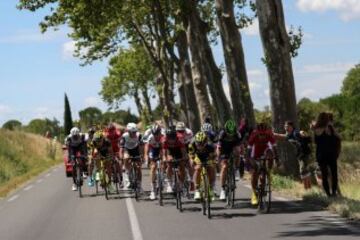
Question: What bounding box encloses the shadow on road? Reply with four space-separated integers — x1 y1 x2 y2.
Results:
277 215 360 237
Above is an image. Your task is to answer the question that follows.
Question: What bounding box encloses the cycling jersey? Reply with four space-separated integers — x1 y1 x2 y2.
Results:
105 128 122 153
248 129 276 159
120 132 142 150
146 133 163 159
162 136 185 159
188 141 215 164
217 130 242 156
142 128 152 143
66 134 87 159
95 139 112 158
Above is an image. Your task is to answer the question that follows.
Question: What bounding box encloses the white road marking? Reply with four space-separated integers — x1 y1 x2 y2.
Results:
125 198 144 240
24 185 34 191
36 179 44 183
7 195 19 202
45 173 51 178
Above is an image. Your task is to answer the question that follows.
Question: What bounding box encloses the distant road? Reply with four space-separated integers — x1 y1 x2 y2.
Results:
0 165 359 240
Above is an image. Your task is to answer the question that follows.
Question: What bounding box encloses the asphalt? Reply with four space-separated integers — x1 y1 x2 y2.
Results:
0 165 359 240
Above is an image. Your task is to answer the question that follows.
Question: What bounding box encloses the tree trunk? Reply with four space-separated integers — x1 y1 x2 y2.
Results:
177 76 189 124
177 31 201 131
184 0 213 124
256 0 299 176
198 19 232 125
215 0 256 128
141 88 153 122
133 89 144 119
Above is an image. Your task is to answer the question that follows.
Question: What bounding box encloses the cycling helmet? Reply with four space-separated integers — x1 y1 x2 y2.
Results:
175 121 186 131
224 119 236 136
151 124 161 135
126 123 138 133
194 131 207 144
70 127 80 136
201 122 213 132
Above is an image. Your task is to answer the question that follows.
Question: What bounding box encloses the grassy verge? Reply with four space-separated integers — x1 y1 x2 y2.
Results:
271 141 360 221
0 129 62 197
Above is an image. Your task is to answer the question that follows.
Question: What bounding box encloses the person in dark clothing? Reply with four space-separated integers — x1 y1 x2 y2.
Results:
274 121 312 189
312 112 341 197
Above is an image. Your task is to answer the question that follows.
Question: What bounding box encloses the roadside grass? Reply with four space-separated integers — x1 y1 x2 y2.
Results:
271 142 360 221
0 129 62 197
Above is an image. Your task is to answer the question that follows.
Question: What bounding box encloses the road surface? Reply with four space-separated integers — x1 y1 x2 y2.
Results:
0 165 359 240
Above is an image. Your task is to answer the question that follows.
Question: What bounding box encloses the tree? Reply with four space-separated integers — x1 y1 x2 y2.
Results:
256 0 299 176
256 0 298 131
102 109 139 126
25 118 61 137
100 45 157 125
297 98 329 131
2 120 22 131
78 107 102 130
215 0 256 127
64 93 73 135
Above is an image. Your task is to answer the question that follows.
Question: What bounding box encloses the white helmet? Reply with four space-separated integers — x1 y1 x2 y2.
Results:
126 123 138 133
176 121 186 131
70 127 80 136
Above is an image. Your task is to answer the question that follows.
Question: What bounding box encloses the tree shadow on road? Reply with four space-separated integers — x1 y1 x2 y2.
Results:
276 215 360 237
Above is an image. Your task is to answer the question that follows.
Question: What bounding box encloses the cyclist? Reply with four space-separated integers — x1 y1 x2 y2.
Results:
65 127 87 191
216 119 242 200
144 124 164 200
162 127 187 193
91 130 114 181
238 118 253 178
176 121 194 190
85 126 97 187
119 123 143 191
247 122 277 206
189 131 216 201
104 123 122 187
201 122 217 143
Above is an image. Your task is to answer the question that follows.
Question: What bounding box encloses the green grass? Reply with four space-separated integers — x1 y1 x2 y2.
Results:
271 141 360 221
0 129 62 197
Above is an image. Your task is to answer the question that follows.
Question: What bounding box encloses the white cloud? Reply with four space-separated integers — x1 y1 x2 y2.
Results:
0 29 64 44
62 41 76 60
299 89 317 98
297 0 360 21
84 96 102 107
242 19 259 36
247 69 264 77
296 62 354 74
0 104 12 114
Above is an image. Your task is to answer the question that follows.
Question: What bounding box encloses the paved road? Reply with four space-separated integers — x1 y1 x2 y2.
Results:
1 165 359 240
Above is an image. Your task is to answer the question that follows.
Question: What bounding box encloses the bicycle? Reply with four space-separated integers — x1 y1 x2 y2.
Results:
256 155 272 213
199 160 212 219
225 154 236 208
97 156 111 200
110 156 122 195
71 152 86 198
154 157 164 206
168 158 184 212
126 156 142 201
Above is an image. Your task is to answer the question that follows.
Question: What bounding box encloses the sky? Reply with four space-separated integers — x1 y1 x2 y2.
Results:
0 0 360 125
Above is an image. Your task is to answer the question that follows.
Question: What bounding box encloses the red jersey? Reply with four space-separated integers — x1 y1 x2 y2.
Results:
248 129 276 159
162 136 185 150
104 128 122 153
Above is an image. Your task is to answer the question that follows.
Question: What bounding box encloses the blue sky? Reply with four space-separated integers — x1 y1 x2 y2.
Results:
0 0 359 125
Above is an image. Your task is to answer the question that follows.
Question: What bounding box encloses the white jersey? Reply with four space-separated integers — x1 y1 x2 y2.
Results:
120 132 142 150
147 133 162 148
184 128 193 144
142 128 152 143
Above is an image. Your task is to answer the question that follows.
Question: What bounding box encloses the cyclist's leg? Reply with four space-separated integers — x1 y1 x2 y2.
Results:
178 161 186 186
123 152 131 188
249 158 259 205
220 156 228 188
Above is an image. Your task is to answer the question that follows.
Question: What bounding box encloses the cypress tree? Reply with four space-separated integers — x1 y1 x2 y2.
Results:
64 93 73 135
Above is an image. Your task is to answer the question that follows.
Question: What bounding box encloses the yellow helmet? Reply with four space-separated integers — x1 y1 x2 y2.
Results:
194 131 207 144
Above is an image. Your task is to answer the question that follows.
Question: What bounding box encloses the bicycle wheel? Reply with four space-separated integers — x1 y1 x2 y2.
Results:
131 166 139 201
175 171 182 212
226 163 235 207
76 163 83 198
200 172 206 216
157 167 163 206
112 162 120 194
258 170 269 213
263 173 271 213
100 169 109 200
203 170 211 219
